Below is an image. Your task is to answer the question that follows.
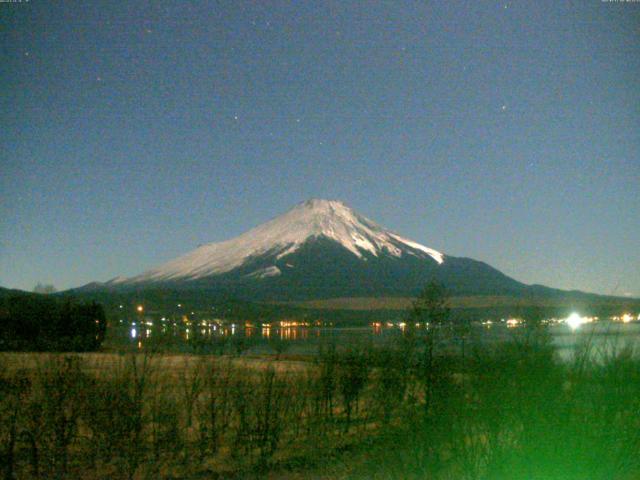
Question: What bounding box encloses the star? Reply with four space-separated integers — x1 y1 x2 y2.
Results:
501 104 507 111
233 115 239 121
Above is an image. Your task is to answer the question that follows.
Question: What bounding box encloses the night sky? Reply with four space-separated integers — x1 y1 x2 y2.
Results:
2 1 639 296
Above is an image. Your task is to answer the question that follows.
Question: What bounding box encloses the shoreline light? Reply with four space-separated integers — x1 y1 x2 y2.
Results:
566 312 585 330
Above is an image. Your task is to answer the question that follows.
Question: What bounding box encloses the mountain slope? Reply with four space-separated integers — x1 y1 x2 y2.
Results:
112 199 444 288
79 199 596 302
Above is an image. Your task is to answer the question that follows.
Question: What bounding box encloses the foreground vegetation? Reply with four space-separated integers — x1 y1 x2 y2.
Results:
1 324 640 479
0 293 106 352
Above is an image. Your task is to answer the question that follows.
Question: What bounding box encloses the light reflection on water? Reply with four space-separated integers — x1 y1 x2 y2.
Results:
119 320 640 358
550 321 640 361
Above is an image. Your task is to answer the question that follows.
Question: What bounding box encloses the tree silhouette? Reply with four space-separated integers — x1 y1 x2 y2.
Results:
406 280 451 417
407 280 451 328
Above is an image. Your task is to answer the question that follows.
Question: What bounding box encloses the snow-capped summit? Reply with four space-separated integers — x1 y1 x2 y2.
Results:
74 198 627 306
116 199 444 285
83 199 539 301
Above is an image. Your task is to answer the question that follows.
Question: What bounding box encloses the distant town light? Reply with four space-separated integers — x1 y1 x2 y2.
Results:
622 313 633 324
566 312 585 330
130 328 137 338
136 305 144 313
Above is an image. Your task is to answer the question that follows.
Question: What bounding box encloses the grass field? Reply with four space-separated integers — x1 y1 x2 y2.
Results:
2 326 640 479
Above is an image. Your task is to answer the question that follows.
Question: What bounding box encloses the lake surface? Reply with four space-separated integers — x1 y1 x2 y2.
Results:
111 319 640 360
550 321 640 360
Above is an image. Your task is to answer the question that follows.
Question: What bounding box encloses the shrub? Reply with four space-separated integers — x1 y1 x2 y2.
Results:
0 294 106 351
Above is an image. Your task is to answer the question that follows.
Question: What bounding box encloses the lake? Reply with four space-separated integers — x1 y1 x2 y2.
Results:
110 318 640 360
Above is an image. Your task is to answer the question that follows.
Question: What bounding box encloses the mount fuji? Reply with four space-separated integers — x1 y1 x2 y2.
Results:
87 199 536 301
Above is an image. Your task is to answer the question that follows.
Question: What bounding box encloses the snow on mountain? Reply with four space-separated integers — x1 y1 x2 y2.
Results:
246 265 282 279
116 199 444 284
104 275 128 285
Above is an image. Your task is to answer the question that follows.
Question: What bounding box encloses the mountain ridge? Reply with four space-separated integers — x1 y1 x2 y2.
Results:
109 199 445 287
75 199 630 304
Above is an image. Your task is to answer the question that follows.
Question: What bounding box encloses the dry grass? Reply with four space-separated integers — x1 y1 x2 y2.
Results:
0 352 311 375
2 331 640 479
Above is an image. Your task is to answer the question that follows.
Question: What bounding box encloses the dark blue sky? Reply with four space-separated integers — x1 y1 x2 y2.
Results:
2 1 639 296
